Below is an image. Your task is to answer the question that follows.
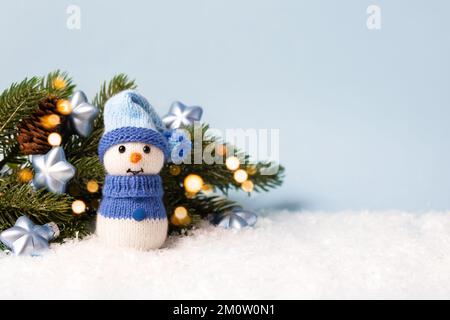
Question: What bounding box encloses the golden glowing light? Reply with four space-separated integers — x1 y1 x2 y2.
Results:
52 76 67 90
47 132 62 146
225 156 240 171
86 180 99 193
233 169 248 183
18 168 33 183
246 165 257 175
56 99 72 115
40 114 61 129
215 144 227 157
174 206 188 219
241 180 254 193
169 165 181 176
71 200 86 214
184 174 204 194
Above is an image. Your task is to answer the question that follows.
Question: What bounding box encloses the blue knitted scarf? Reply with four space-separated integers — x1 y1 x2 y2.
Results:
99 175 166 221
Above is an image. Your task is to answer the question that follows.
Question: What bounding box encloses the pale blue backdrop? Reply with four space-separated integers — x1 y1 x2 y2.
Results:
1 0 449 211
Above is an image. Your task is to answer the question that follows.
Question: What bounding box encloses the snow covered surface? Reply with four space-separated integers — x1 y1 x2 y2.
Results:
1 210 450 299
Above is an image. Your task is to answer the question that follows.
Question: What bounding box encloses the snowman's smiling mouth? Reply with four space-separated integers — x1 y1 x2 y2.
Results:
126 168 144 176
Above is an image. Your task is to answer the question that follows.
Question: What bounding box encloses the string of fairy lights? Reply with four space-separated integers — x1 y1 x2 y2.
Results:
168 146 256 226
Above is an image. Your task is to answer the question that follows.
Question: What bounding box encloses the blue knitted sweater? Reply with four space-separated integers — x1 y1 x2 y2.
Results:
99 175 166 221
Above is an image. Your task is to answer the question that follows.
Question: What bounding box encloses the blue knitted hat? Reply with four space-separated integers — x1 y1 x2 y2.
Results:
98 90 168 162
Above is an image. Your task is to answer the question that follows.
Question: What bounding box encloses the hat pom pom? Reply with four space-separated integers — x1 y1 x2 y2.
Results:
164 129 192 164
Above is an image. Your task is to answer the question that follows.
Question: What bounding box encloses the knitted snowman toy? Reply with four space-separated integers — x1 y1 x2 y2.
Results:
97 90 170 250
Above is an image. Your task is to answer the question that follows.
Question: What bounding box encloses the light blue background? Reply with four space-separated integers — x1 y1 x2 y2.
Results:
1 0 449 211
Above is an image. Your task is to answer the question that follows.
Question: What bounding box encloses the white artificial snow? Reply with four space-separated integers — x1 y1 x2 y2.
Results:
1 210 450 299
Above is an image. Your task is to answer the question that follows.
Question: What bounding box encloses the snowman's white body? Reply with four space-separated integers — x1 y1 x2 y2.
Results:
96 215 167 250
97 142 168 250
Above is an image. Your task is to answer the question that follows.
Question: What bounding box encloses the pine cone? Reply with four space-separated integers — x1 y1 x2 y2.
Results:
17 95 68 155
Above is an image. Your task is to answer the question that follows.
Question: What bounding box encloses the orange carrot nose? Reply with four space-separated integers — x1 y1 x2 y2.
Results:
130 152 142 163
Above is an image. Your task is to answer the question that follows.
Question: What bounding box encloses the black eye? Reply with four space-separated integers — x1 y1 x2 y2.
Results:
118 145 126 153
143 145 151 154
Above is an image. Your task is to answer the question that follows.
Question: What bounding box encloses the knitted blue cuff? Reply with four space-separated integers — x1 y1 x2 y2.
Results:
98 127 169 162
102 175 163 198
99 175 166 220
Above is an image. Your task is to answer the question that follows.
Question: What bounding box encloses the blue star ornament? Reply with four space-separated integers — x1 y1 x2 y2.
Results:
212 208 258 229
69 90 99 137
32 147 76 194
0 216 59 256
162 101 203 129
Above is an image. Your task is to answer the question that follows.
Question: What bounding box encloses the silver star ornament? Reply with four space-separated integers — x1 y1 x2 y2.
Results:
212 207 258 229
162 101 203 129
0 216 59 256
69 90 99 137
31 147 76 194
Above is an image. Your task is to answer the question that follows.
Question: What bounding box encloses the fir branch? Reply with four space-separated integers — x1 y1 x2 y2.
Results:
0 77 47 170
0 184 71 225
0 72 285 241
0 175 91 239
72 155 105 183
0 78 42 131
92 74 137 111
165 192 238 232
162 123 285 195
0 178 89 238
0 71 75 170
0 78 45 147
40 70 75 99
186 194 238 215
0 143 22 170
162 123 284 227
64 74 137 159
